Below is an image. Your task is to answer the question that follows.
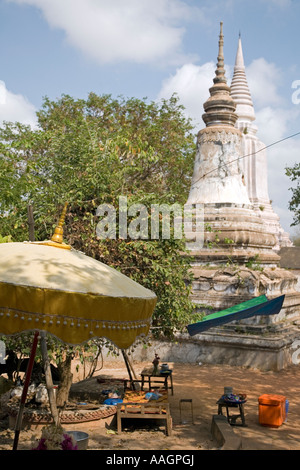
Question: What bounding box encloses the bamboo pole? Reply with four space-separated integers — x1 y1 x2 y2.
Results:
121 350 138 390
123 350 137 379
121 350 134 385
27 204 35 242
13 330 39 450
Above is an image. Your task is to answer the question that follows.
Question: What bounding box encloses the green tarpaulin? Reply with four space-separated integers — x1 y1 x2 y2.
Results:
187 295 285 336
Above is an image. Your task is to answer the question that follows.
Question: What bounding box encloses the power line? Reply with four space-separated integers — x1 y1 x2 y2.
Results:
192 131 300 184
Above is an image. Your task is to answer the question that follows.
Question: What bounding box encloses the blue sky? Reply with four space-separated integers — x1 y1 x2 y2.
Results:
0 0 299 236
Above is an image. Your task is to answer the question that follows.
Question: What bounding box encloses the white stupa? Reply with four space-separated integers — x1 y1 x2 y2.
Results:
183 24 300 372
230 35 292 249
186 23 278 261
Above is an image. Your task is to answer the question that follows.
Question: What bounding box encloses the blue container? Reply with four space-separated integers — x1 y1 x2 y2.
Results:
104 398 123 406
285 399 289 422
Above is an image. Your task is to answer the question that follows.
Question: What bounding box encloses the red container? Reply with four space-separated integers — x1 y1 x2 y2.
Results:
258 394 286 428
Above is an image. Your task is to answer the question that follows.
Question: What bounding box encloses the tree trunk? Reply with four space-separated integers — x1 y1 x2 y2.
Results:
40 331 60 425
56 352 73 408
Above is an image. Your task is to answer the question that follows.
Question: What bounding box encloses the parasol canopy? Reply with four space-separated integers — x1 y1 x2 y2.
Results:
0 241 157 350
0 205 157 450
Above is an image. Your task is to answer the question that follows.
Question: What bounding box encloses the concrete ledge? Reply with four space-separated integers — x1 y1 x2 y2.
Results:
123 328 300 371
211 415 242 450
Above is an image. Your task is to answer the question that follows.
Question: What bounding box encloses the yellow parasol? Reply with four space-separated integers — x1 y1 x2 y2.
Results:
0 204 157 449
0 207 156 349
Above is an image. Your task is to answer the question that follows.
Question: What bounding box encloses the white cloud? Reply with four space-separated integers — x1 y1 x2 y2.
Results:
8 0 203 65
246 58 283 108
157 62 218 127
255 106 299 143
0 80 37 127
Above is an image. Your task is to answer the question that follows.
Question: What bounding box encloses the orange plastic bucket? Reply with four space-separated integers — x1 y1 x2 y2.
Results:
258 394 286 428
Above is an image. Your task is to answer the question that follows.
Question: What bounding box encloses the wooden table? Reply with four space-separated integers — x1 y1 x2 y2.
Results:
117 389 172 435
140 368 174 395
217 398 246 426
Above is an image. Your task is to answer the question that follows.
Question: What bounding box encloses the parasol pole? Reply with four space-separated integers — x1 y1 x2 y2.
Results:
27 204 35 242
122 350 137 380
40 331 60 426
38 204 65 425
13 330 39 451
121 350 136 390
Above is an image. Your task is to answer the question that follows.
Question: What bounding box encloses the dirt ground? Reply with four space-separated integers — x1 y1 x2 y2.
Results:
1 360 300 452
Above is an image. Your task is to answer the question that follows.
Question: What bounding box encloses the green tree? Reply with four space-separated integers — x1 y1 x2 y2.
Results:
1 93 195 240
286 162 300 226
0 92 201 406
1 92 199 334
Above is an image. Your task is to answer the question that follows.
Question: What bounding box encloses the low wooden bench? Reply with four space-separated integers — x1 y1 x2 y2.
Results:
116 389 172 436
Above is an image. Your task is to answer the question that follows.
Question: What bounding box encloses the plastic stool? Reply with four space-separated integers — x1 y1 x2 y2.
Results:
179 399 194 424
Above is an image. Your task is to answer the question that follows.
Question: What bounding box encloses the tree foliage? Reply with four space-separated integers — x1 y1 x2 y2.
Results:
286 162 300 226
0 92 200 341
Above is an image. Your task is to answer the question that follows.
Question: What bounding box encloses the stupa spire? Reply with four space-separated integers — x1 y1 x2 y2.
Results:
214 21 226 85
202 22 238 128
230 35 255 124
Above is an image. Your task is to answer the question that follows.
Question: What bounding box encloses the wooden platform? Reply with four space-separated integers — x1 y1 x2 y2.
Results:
117 389 172 435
